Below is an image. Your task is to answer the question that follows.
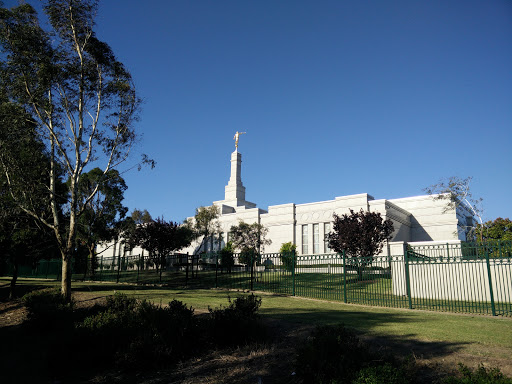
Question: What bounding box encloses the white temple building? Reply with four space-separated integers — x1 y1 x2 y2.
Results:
180 144 472 256
98 138 472 259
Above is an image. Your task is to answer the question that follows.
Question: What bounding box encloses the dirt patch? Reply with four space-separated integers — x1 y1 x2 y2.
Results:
0 300 28 327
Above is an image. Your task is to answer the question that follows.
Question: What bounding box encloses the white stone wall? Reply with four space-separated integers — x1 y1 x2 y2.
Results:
389 195 460 242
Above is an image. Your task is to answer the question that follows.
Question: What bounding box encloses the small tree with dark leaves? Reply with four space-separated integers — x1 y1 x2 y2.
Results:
129 218 195 282
327 209 394 280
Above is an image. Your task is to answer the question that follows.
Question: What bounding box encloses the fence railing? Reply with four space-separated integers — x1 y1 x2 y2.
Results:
3 241 511 317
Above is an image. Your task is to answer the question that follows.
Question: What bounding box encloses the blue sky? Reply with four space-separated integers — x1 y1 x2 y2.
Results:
7 0 512 222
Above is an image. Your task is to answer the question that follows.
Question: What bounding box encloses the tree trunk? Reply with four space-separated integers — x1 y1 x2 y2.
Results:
61 251 72 301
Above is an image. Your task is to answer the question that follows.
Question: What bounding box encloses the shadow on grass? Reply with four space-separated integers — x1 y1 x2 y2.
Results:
260 307 468 362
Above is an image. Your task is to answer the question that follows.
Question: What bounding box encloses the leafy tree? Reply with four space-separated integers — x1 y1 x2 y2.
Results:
193 205 220 253
129 217 195 282
74 168 128 277
229 221 271 266
0 1 153 300
327 209 394 279
131 208 152 225
219 241 234 273
476 218 512 244
279 242 296 271
0 89 63 298
424 177 483 242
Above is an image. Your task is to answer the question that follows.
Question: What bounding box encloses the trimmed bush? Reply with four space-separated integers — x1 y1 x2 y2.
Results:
22 288 74 328
79 295 198 368
443 364 512 384
220 242 235 273
207 294 265 346
279 242 296 271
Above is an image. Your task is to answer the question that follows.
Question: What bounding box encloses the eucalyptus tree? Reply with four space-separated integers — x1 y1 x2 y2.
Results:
0 1 152 299
74 167 128 276
229 221 272 266
0 87 65 297
424 176 483 241
194 205 220 253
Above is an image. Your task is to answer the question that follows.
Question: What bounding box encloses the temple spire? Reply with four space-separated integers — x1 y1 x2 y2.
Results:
225 150 246 202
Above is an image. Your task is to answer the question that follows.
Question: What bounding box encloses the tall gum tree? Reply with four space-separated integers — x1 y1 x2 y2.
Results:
0 1 153 300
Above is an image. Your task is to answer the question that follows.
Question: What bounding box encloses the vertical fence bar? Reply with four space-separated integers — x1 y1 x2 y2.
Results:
250 253 254 291
292 250 296 296
136 254 140 284
342 251 347 303
485 249 497 316
404 246 413 310
116 248 121 283
215 251 218 289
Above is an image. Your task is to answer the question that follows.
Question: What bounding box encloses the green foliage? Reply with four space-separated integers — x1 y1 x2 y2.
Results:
295 324 413 384
74 168 129 270
353 363 410 384
477 218 512 242
131 208 153 225
443 364 512 384
194 205 220 251
207 294 264 346
239 246 260 266
229 221 272 255
220 241 235 272
105 292 138 312
296 324 371 383
22 288 73 328
80 293 197 368
279 242 296 271
129 217 195 274
0 0 149 299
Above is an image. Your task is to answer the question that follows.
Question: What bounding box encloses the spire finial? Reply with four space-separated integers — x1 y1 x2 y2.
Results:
233 131 246 149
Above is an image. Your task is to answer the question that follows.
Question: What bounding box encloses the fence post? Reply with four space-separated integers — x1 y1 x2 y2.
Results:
136 254 141 283
99 255 103 281
404 244 413 310
215 251 218 289
292 250 296 296
185 253 189 287
342 250 347 303
250 252 254 291
116 247 121 283
485 249 497 316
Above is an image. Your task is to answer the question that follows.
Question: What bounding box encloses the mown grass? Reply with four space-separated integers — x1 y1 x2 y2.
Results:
3 277 511 354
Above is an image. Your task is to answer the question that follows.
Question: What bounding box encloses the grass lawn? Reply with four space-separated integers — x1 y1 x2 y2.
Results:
2 277 512 377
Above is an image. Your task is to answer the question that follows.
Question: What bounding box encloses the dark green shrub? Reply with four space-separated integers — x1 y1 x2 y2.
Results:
80 297 198 369
105 292 138 312
207 294 265 346
239 247 261 266
443 364 512 384
22 288 74 328
353 363 411 384
220 242 235 272
295 324 372 384
279 242 296 271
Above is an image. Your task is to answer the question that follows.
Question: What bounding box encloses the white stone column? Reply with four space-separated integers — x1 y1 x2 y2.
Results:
224 150 246 202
